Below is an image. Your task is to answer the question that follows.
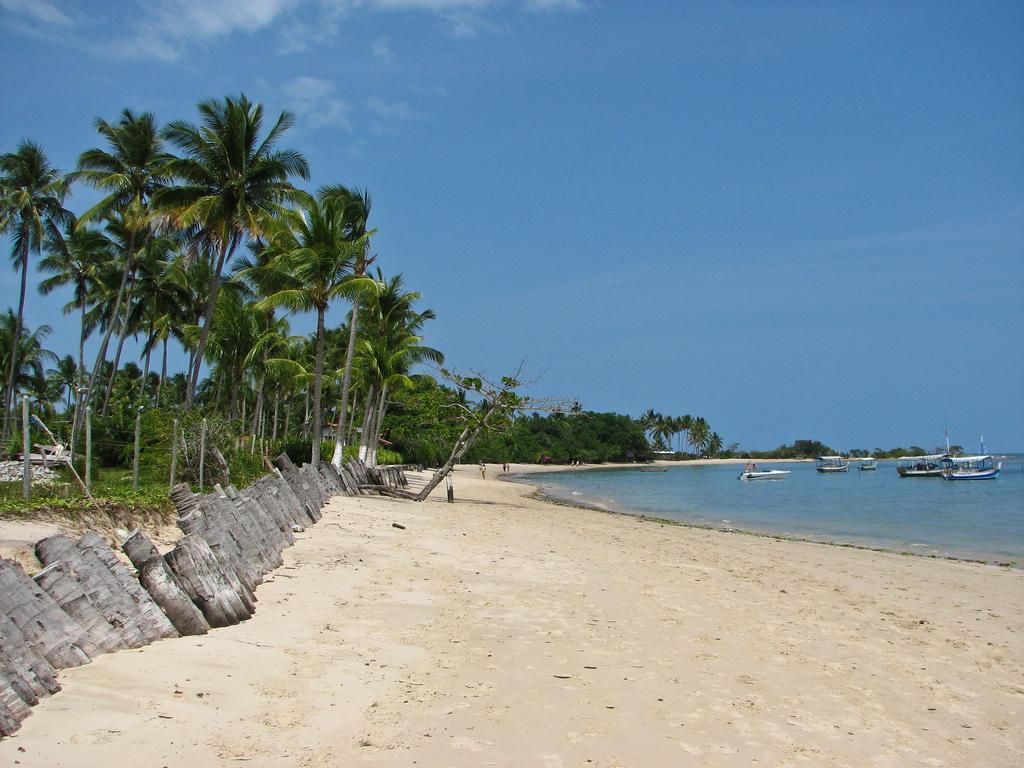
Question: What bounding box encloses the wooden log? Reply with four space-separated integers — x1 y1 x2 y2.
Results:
232 492 285 570
137 556 210 636
246 478 296 544
245 479 295 546
77 532 178 642
0 558 94 669
270 474 309 530
163 535 252 628
121 528 160 570
0 613 61 703
340 464 364 495
0 676 32 735
34 535 149 649
33 562 126 653
120 530 211 637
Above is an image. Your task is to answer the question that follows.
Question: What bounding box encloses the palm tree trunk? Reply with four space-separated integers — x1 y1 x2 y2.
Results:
271 389 280 441
331 301 360 468
357 384 377 463
2 226 30 441
157 336 168 407
186 237 231 408
310 306 326 466
346 389 360 450
303 387 309 438
73 229 135 439
251 371 265 436
367 382 388 468
101 271 137 414
139 328 154 405
283 396 290 439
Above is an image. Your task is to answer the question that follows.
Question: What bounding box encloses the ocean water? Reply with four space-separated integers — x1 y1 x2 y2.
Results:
515 459 1024 564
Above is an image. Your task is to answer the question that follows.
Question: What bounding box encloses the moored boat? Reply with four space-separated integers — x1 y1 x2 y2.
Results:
816 456 849 473
738 469 790 480
942 453 1001 480
896 454 947 478
858 458 877 471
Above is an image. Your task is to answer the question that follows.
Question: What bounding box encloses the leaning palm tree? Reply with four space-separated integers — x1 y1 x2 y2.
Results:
155 94 309 407
70 110 167 431
0 141 72 439
257 192 373 465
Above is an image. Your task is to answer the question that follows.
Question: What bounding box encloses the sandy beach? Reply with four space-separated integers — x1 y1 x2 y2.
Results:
1 464 1021 767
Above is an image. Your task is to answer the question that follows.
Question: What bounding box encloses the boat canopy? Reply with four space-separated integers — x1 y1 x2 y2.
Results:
943 455 992 463
817 456 846 461
896 453 947 461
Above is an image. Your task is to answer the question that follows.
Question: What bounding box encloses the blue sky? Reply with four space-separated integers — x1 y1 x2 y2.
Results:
1 1 1022 452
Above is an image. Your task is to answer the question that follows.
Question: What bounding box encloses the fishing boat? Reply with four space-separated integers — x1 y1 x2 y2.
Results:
858 458 877 471
941 455 1001 480
738 469 790 480
896 454 948 478
815 456 849 473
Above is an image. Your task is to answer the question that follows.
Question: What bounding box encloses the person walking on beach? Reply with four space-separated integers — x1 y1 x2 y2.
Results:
479 461 486 479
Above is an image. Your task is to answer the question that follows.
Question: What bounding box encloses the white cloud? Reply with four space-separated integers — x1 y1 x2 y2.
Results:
0 0 74 26
366 96 421 121
1 0 588 61
284 76 353 130
523 0 584 11
371 37 393 60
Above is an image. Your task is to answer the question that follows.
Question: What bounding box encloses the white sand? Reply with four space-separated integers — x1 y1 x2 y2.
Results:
1 464 1021 767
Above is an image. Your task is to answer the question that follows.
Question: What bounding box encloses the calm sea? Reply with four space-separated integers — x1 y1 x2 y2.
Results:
514 458 1024 564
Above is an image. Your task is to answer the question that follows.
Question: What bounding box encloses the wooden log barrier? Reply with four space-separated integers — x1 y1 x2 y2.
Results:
0 613 62 704
33 562 126 654
120 530 211 636
163 534 253 628
35 535 149 649
77 532 178 642
0 558 94 669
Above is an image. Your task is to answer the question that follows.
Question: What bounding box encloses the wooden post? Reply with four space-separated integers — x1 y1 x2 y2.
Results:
132 407 142 491
199 417 207 491
85 407 92 493
169 418 179 490
21 396 31 501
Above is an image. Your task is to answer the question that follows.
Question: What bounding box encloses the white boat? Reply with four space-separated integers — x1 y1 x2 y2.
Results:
738 469 790 480
815 456 849 473
858 458 877 471
941 439 1001 480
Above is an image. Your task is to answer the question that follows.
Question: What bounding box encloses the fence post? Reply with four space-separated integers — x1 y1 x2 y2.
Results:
132 407 143 491
199 417 207 491
169 418 179 490
22 396 31 501
85 406 92 493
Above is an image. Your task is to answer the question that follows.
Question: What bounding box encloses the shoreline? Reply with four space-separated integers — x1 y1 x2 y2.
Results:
1 467 1021 766
498 461 1021 568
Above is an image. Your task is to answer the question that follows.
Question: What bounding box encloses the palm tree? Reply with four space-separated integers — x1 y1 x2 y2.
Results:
156 94 309 408
70 110 166 430
354 271 442 467
257 191 372 465
38 223 111 421
0 141 72 439
688 416 711 457
0 310 57 416
319 186 375 468
50 355 78 411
